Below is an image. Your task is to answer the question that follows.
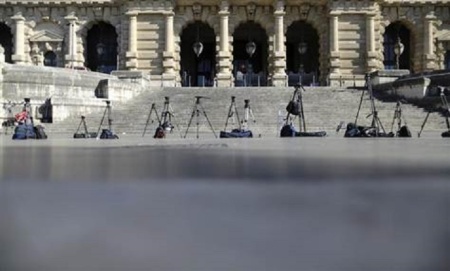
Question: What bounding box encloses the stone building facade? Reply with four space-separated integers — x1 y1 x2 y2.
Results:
0 0 449 88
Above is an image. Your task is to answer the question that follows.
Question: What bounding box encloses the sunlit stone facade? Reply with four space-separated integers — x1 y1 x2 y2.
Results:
0 0 449 87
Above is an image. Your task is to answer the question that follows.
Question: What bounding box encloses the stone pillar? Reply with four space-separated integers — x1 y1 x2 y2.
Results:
366 13 377 72
125 11 138 70
423 12 437 71
329 12 341 86
64 14 79 68
216 0 232 87
11 13 26 64
162 12 177 86
271 1 287 87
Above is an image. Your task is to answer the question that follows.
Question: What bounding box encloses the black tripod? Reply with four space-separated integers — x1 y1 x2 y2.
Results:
96 100 114 137
224 96 241 131
390 101 410 137
74 116 96 138
142 103 160 137
242 99 256 131
285 84 306 132
354 74 387 136
160 96 182 138
184 96 217 138
418 86 450 137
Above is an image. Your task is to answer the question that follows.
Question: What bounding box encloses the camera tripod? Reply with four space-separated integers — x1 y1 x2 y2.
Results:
160 96 182 138
242 99 256 131
354 74 387 136
418 86 450 137
142 103 160 137
285 84 307 132
96 100 114 137
74 116 96 138
184 96 217 138
224 96 241 131
390 101 410 136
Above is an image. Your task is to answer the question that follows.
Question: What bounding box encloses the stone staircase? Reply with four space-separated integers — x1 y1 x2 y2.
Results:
43 86 447 138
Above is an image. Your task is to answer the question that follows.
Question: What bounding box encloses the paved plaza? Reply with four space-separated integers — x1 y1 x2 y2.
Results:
1 135 449 271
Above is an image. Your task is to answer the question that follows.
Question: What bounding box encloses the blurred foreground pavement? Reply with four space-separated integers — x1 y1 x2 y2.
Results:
1 135 449 271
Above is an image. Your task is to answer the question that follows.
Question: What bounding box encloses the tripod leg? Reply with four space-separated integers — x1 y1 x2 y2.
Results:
390 106 398 133
75 118 83 134
418 111 430 138
354 88 366 125
196 109 200 139
299 99 306 132
224 103 234 131
184 105 197 138
83 119 89 135
142 104 155 137
198 103 217 138
107 105 113 131
167 105 183 138
234 104 241 130
96 106 108 136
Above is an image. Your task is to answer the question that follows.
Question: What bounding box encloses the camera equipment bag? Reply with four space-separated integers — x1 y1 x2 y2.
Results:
34 125 48 139
286 101 300 116
153 126 165 139
219 129 253 138
100 129 118 139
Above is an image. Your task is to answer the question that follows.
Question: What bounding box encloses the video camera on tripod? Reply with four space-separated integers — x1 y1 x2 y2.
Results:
344 73 393 138
219 96 254 138
418 86 450 138
281 83 326 137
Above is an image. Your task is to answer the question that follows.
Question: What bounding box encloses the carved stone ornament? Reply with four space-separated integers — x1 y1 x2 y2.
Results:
246 2 256 21
192 3 202 21
299 4 311 20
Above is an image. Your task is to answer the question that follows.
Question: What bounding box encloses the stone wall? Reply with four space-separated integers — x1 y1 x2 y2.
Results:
0 63 149 121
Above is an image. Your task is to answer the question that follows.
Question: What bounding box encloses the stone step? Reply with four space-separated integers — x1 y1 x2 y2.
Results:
42 86 447 137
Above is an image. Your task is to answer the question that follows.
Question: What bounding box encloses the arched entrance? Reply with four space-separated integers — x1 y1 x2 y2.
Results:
86 22 118 73
383 22 411 70
0 23 13 63
286 20 320 86
180 22 216 87
233 22 268 86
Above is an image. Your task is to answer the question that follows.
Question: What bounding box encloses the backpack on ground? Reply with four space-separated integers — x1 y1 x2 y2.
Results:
99 129 118 139
12 124 36 140
280 124 296 137
34 125 48 139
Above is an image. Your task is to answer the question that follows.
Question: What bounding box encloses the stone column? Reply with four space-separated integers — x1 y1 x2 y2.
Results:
162 12 177 86
271 1 287 87
125 11 138 70
329 12 341 86
64 14 79 68
216 0 232 87
11 13 26 64
366 13 377 72
423 12 436 71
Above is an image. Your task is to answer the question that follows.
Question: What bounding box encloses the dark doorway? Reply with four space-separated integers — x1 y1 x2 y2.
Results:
445 50 450 70
286 20 319 86
384 22 411 70
44 51 57 67
0 23 13 63
86 22 118 73
180 22 216 87
233 22 268 86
